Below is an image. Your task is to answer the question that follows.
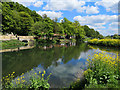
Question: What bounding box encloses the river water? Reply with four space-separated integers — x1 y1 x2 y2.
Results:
2 42 119 88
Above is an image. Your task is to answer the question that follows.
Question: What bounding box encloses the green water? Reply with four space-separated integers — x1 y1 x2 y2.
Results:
2 42 119 88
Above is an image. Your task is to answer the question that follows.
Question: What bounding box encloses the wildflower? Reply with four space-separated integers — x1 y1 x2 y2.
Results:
43 70 46 74
13 72 15 74
39 71 41 74
17 78 20 81
42 74 44 77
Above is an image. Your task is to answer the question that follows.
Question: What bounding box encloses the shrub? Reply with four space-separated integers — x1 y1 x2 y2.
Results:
2 40 25 49
2 70 52 89
84 52 120 88
88 39 120 47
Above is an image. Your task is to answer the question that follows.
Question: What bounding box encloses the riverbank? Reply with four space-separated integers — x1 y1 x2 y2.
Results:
1 40 25 49
88 39 120 47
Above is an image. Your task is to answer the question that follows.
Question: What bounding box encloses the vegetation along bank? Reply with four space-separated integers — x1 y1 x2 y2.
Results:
1 40 25 49
70 52 120 89
88 39 120 47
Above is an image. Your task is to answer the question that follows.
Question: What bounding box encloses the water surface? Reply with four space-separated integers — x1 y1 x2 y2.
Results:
2 42 119 88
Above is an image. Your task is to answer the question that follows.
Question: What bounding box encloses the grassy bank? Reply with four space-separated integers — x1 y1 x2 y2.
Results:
88 39 120 47
1 40 25 49
70 52 120 89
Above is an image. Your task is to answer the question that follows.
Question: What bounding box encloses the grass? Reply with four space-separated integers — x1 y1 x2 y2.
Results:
88 39 120 47
1 40 25 49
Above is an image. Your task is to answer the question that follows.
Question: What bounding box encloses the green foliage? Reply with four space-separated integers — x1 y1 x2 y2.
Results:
2 71 51 89
84 52 120 88
88 39 120 47
1 40 25 49
112 34 120 39
2 2 103 41
84 25 103 39
105 34 120 39
29 71 51 89
2 2 42 35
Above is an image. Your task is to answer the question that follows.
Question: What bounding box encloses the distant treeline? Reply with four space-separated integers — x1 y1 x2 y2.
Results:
2 2 103 40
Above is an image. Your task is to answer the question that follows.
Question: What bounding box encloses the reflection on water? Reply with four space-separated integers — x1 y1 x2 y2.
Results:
2 42 118 88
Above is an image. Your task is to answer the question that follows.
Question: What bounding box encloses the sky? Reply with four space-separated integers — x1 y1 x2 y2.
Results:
11 0 119 36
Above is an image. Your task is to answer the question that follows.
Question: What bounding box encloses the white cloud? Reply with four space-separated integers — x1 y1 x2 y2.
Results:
73 15 117 25
33 1 43 7
109 22 118 28
12 0 37 6
43 0 85 11
73 15 118 35
37 11 63 19
85 6 99 14
95 0 119 13
43 0 100 14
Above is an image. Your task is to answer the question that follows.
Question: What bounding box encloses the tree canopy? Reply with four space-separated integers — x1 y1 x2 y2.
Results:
2 2 103 40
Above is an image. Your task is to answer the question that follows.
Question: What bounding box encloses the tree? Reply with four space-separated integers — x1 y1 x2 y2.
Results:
113 34 120 39
73 21 85 40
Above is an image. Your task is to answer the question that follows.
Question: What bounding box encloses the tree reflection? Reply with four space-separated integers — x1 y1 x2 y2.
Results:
2 42 90 77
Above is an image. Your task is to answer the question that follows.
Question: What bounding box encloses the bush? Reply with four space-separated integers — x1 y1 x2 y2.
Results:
1 40 25 49
84 52 120 88
88 39 120 47
2 70 52 89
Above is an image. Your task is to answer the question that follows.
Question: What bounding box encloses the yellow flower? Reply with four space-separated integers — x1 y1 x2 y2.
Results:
42 74 44 77
21 73 24 75
17 78 20 81
7 78 9 81
39 71 41 74
35 73 37 75
13 72 15 74
43 70 46 74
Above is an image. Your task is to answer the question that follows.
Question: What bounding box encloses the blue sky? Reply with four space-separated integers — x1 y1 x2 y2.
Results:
11 0 119 36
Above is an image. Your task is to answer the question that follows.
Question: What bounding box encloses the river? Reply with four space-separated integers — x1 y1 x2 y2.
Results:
2 42 119 88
